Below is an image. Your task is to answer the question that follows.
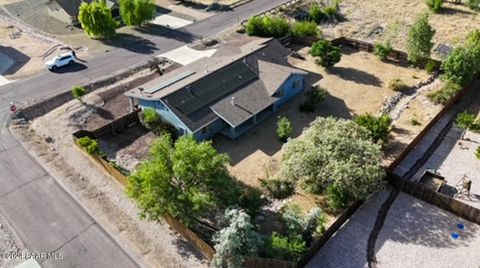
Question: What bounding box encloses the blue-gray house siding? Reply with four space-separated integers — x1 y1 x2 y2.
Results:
274 74 306 108
138 98 192 135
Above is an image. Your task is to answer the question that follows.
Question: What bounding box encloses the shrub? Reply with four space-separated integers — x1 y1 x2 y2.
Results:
476 146 480 160
466 0 480 11
407 14 435 66
277 116 293 142
374 43 393 61
309 40 342 68
299 101 316 113
213 209 263 268
309 3 325 24
78 136 104 156
238 186 266 217
427 80 461 105
300 86 329 113
354 113 392 143
245 16 290 38
140 108 177 137
388 78 409 92
426 0 443 13
260 178 295 199
411 118 422 126
280 204 326 240
455 111 480 132
71 86 87 100
304 207 326 237
265 232 306 261
326 184 351 210
292 21 319 37
323 0 341 18
425 59 440 74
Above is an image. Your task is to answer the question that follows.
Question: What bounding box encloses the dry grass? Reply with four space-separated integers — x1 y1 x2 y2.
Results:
327 0 480 56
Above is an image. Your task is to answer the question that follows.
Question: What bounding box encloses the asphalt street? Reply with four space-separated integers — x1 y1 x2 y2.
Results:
0 0 290 267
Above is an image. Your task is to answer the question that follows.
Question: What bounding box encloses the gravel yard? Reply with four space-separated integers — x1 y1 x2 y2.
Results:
306 192 480 268
0 219 29 268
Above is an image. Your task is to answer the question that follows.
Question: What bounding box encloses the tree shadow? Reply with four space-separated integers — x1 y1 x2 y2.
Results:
375 192 479 253
101 33 158 54
84 103 115 120
172 236 208 261
328 66 383 87
0 46 30 75
135 24 199 43
440 6 474 16
49 62 88 73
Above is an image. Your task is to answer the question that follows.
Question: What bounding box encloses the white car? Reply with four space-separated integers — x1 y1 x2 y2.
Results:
45 52 76 71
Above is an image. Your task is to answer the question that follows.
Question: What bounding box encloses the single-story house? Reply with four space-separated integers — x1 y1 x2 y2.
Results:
47 0 119 26
125 38 308 141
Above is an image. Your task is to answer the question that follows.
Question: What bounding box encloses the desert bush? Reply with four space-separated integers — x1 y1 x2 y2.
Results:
425 59 440 74
71 86 87 100
260 178 295 199
476 146 480 160
309 3 325 24
323 0 341 18
238 186 266 217
326 184 351 210
246 16 291 38
300 86 329 112
277 116 293 142
442 31 480 86
455 111 480 132
140 108 177 138
427 80 462 105
265 232 306 261
374 43 393 61
426 0 443 13
388 78 409 92
466 0 480 10
354 113 392 143
309 40 342 68
292 21 320 37
78 136 104 156
411 118 422 126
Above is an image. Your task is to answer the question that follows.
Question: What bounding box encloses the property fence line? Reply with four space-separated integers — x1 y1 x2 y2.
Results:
91 109 141 138
244 257 296 268
388 173 480 224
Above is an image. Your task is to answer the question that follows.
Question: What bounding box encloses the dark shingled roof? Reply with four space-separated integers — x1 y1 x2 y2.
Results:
53 0 117 16
210 80 277 127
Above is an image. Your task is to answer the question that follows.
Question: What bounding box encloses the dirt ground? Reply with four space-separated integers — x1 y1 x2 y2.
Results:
12 68 207 267
326 0 480 57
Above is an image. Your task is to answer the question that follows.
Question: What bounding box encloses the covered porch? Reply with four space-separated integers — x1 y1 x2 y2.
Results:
220 104 274 139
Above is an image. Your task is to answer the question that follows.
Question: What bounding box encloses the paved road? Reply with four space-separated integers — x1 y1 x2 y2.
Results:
0 1 289 267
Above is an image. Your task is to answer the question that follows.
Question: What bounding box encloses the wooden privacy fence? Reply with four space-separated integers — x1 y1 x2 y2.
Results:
91 109 140 138
388 173 480 224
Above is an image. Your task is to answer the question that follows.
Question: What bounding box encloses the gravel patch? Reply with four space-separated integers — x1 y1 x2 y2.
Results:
0 220 29 268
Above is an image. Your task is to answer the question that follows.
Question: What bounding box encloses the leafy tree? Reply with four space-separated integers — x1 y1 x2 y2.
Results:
281 117 385 200
71 86 86 101
78 0 118 39
212 208 262 268
277 116 293 142
309 40 342 68
245 16 265 37
245 16 290 38
291 21 320 37
265 232 306 261
442 30 480 86
407 14 435 66
426 0 444 13
126 135 239 225
354 113 392 144
119 0 156 26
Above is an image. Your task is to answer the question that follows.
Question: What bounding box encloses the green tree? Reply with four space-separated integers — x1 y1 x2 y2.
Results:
71 86 86 102
281 117 385 200
277 116 293 142
212 208 262 268
309 40 342 68
119 0 156 26
354 113 392 143
78 0 118 39
426 0 444 13
126 135 239 225
407 14 435 66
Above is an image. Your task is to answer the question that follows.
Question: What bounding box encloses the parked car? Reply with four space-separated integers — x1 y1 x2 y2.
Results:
45 52 76 71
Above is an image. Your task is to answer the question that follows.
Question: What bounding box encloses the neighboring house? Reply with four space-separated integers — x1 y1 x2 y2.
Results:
125 38 308 141
47 0 119 26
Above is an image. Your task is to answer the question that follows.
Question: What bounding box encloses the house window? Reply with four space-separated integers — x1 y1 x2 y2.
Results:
276 88 285 97
293 79 301 88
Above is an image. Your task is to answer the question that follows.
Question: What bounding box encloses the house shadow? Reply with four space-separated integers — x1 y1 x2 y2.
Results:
328 66 383 87
374 192 479 255
0 46 30 75
101 33 158 54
